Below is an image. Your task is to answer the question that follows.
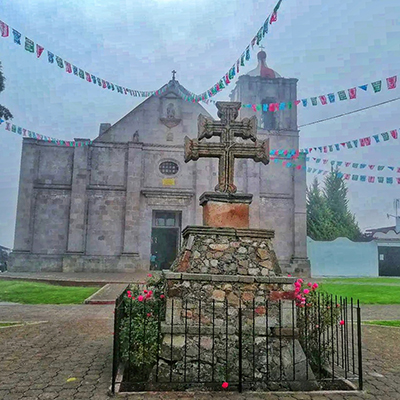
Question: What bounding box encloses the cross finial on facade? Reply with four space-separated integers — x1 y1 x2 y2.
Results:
172 70 177 81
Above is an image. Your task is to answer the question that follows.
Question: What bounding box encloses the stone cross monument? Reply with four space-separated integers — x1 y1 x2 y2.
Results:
184 102 269 194
159 101 315 390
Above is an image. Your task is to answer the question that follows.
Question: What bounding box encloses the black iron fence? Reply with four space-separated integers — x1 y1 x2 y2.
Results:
111 288 362 394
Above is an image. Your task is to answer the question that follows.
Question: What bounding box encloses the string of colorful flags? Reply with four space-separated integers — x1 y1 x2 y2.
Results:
2 120 92 146
237 75 398 112
2 120 399 184
0 0 283 103
306 157 400 173
273 157 400 185
299 128 398 154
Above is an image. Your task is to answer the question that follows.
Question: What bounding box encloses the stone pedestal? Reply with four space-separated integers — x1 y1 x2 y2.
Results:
200 192 253 229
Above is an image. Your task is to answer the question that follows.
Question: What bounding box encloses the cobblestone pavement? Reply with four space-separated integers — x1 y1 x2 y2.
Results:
0 304 399 400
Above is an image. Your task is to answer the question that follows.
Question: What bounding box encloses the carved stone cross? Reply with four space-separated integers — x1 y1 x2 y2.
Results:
184 102 270 194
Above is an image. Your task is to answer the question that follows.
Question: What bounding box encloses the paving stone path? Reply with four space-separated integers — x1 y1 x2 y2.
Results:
0 304 399 400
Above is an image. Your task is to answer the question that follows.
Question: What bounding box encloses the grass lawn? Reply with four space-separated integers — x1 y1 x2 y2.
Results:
316 279 400 304
0 280 100 304
363 320 400 327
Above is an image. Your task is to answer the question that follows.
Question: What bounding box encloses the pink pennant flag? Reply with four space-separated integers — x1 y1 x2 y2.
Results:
236 60 239 73
309 148 313 153
368 165 375 170
386 76 397 90
252 104 257 112
102 80 107 89
345 162 351 167
397 168 400 173
390 129 398 139
85 72 91 81
340 143 346 148
296 165 302 170
295 100 301 106
397 178 400 184
282 161 287 167
348 87 356 99
368 176 375 183
319 95 327 105
251 37 257 49
365 137 371 146
65 62 72 73
5 122 10 130
344 174 351 180
323 159 328 164
22 129 26 136
270 12 277 23
36 44 44 58
323 146 328 153
0 21 9 37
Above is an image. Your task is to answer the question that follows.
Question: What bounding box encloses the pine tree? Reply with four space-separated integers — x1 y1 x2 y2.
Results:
322 167 361 240
0 61 13 120
306 177 339 240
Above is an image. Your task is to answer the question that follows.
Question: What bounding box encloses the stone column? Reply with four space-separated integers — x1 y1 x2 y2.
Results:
13 139 38 252
291 153 311 276
122 142 143 255
66 139 89 254
247 159 261 229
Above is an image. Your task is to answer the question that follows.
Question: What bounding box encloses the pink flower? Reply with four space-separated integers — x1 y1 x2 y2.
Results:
287 274 292 277
222 382 229 389
147 273 152 277
143 290 148 294
315 324 319 328
127 290 132 298
303 289 310 294
340 320 345 326
301 297 306 302
312 283 318 290
294 282 301 288
147 313 152 317
148 290 153 295
307 282 312 287
137 295 144 302
297 279 304 284
294 288 300 293
160 294 165 299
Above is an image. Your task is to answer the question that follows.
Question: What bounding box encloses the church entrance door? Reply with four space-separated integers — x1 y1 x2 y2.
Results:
151 211 181 270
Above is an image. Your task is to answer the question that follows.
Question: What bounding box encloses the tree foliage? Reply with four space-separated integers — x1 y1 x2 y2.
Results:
307 168 361 241
0 61 13 120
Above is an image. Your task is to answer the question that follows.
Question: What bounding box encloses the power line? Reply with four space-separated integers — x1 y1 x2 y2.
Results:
298 96 400 128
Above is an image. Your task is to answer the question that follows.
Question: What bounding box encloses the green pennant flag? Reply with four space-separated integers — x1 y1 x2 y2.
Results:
219 79 225 89
381 132 389 141
371 80 382 93
256 28 263 45
311 97 317 106
273 0 283 12
79 69 85 79
12 125 16 132
287 102 292 109
256 104 262 111
56 56 64 68
25 37 34 53
240 53 245 66
338 90 347 100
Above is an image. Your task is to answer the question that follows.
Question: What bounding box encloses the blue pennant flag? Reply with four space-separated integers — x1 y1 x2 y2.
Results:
387 177 393 184
327 93 335 103
359 84 368 91
0 119 4 124
334 144 340 151
359 164 366 169
301 99 307 107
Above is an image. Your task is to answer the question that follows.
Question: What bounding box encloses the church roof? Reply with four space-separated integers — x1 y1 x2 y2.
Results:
247 50 281 78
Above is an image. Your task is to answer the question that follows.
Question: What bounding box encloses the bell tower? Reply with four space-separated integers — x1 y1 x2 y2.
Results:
229 49 310 276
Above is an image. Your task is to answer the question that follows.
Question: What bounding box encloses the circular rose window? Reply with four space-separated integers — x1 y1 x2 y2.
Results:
159 161 179 175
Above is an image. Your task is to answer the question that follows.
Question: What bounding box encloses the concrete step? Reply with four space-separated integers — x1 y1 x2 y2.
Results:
84 283 128 305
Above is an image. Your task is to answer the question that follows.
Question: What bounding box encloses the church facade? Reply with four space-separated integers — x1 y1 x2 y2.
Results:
9 51 310 275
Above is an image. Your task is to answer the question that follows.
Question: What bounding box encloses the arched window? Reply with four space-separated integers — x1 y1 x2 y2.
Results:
261 97 277 130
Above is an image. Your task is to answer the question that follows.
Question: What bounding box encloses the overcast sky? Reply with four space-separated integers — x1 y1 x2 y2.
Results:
0 0 399 248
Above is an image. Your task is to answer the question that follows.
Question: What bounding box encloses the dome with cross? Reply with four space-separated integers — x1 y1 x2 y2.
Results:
247 49 281 79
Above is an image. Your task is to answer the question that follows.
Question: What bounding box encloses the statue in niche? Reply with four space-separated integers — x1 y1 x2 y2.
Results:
167 103 176 119
133 130 140 142
166 130 173 142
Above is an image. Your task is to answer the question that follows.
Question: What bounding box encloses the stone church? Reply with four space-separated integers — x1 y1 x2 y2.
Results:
9 50 310 275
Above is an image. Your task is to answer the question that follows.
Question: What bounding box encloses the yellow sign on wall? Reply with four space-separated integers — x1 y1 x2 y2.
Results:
162 178 175 186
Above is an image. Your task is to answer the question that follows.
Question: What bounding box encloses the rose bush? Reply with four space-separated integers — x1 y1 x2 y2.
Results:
119 273 166 381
